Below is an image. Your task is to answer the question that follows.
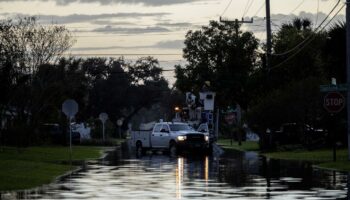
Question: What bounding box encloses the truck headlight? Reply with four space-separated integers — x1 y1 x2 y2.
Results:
205 136 209 142
177 135 187 141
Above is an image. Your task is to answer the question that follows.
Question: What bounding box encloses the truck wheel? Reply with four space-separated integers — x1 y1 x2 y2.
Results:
169 141 177 156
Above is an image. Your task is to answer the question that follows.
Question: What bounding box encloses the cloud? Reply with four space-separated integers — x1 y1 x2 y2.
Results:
92 26 170 34
156 22 192 28
246 11 345 32
71 39 184 51
155 40 184 49
91 20 136 26
0 0 212 6
0 12 170 24
42 13 169 24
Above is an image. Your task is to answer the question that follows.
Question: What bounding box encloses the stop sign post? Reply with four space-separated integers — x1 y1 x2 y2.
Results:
324 92 345 114
323 92 346 162
99 113 108 141
62 99 79 165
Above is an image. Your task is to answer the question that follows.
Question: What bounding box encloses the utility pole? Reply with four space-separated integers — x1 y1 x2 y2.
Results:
346 0 350 160
219 17 254 37
265 0 272 71
218 17 253 146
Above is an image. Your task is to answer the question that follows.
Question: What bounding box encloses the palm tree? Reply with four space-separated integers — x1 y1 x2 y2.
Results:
323 21 346 83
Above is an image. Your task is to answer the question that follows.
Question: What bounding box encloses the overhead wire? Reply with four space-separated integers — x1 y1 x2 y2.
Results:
220 0 233 17
269 3 345 71
275 0 306 22
252 1 265 17
270 0 341 57
65 53 182 56
314 0 320 28
243 0 255 19
72 32 186 37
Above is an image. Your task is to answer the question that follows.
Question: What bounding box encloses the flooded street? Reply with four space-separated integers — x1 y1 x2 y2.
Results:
2 143 350 200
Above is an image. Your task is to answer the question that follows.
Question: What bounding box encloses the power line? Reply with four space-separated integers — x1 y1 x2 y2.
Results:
242 0 252 18
314 0 320 28
277 0 306 22
243 0 255 19
252 1 265 17
269 3 345 71
65 53 182 56
220 0 233 17
73 32 186 37
270 0 341 57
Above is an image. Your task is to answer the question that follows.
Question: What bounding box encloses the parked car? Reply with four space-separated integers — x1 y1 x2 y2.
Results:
273 123 327 146
39 123 64 144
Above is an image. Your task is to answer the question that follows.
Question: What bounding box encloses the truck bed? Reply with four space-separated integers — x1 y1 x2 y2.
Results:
130 130 152 148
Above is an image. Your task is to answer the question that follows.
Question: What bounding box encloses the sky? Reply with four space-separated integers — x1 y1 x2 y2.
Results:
0 0 346 84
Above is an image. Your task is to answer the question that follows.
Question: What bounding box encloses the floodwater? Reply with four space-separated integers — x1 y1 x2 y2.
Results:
1 143 349 200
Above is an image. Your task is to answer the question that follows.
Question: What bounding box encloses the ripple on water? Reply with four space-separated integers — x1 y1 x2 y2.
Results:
1 150 349 200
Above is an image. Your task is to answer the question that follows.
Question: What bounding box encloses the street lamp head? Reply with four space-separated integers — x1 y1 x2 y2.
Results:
174 106 181 112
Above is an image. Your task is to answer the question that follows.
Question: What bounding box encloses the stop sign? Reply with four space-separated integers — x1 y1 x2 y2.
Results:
323 92 345 113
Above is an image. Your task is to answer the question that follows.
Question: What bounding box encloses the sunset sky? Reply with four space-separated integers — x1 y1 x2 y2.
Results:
0 0 345 82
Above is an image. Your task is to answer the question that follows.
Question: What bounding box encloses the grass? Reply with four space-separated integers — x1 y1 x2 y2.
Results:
263 149 349 162
217 139 350 172
317 161 350 172
217 139 260 152
263 148 350 172
0 146 104 191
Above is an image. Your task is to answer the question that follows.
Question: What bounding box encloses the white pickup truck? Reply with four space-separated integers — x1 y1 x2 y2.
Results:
131 122 210 155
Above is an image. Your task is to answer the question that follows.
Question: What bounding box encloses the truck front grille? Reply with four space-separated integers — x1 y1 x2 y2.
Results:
186 134 204 142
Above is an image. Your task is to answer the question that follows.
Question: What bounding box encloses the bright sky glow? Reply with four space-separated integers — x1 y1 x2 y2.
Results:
0 0 345 83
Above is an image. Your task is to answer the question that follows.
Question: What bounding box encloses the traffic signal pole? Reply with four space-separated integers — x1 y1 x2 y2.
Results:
346 0 350 160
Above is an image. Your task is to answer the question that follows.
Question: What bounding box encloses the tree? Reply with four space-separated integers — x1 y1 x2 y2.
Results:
85 57 170 135
268 18 326 89
175 20 259 108
246 18 334 148
0 16 75 146
31 58 89 125
127 56 163 85
0 16 75 73
323 21 346 83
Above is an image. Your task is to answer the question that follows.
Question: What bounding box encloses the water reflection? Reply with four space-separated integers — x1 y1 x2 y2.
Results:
1 145 349 200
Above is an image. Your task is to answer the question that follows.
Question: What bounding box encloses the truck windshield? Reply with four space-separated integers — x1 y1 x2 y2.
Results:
169 124 193 131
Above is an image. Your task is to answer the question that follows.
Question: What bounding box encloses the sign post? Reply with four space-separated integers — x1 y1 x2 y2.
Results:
224 112 236 146
99 113 108 141
117 118 123 139
62 99 78 164
323 92 346 162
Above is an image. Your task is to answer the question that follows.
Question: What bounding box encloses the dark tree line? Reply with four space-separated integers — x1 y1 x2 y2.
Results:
0 17 172 146
175 18 347 148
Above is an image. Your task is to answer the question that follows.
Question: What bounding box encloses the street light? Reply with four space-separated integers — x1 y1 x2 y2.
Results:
174 106 181 112
174 106 181 122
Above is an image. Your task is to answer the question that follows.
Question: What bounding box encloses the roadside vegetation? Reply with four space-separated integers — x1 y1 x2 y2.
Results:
217 139 259 152
175 17 349 172
0 146 104 191
263 148 350 172
218 138 350 172
0 17 179 149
